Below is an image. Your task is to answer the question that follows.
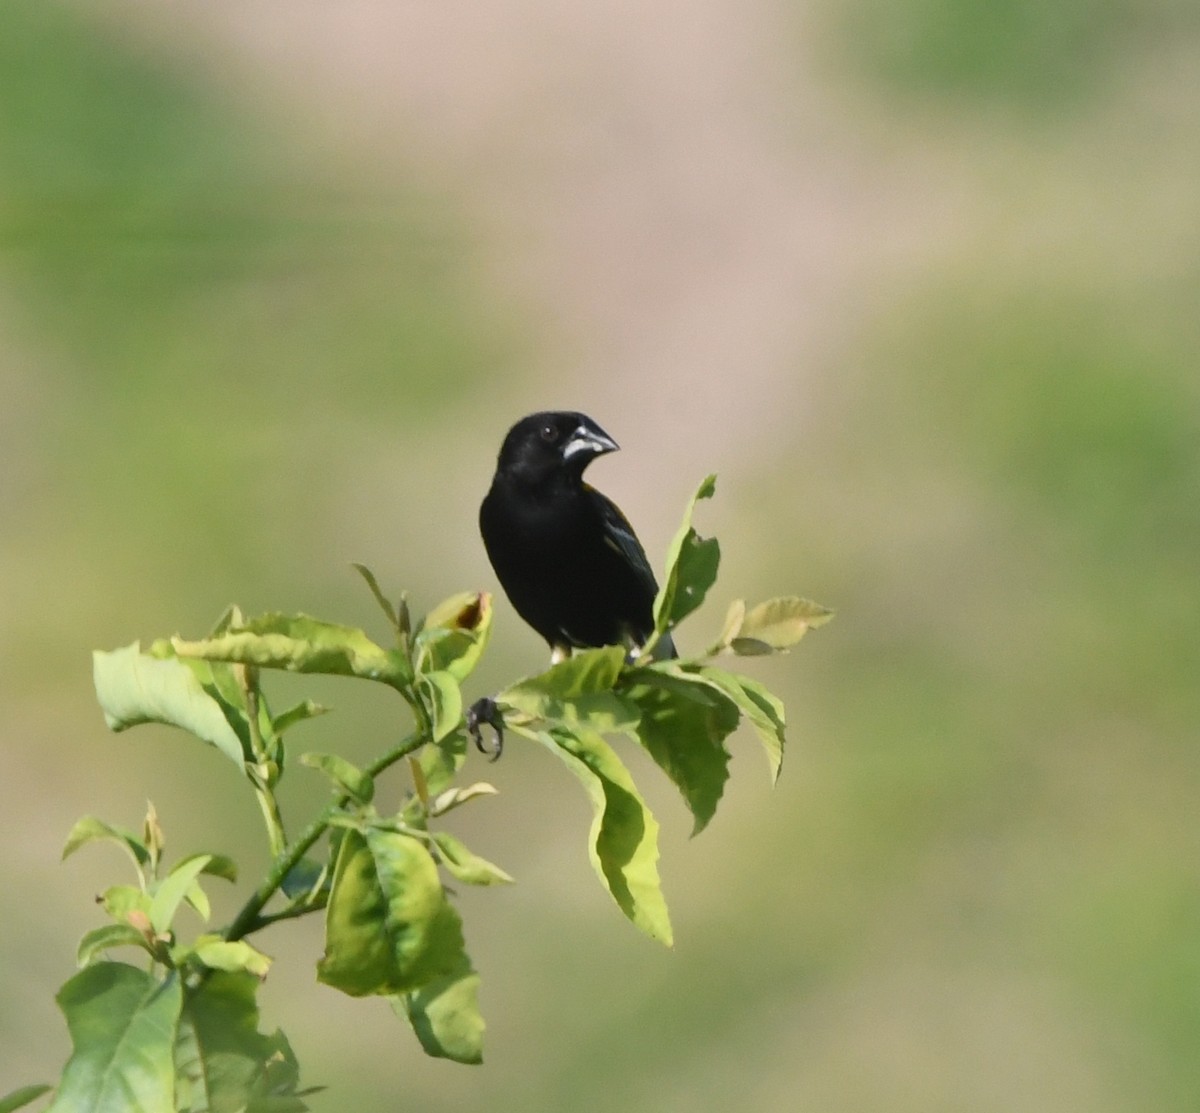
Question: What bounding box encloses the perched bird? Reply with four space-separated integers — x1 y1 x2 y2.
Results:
480 411 675 663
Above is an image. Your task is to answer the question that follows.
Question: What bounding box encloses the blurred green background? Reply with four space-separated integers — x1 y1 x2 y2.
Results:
2 1 1198 1109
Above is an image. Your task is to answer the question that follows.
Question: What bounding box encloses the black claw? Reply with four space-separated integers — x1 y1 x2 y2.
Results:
466 696 504 762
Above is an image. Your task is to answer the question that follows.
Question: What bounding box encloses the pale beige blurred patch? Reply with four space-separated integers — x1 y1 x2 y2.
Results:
99 0 973 501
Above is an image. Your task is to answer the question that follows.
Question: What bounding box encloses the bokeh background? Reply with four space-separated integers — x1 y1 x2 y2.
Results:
2 1 1198 1109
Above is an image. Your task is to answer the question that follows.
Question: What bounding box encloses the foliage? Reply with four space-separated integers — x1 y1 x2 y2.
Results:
8 477 830 1110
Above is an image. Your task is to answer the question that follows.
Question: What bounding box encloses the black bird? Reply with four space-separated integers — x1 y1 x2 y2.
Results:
480 411 675 663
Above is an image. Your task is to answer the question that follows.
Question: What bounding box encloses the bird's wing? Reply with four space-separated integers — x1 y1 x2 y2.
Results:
584 484 660 597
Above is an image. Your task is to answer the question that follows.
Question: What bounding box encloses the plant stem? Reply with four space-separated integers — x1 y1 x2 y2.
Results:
246 896 329 931
223 728 427 942
238 663 290 857
252 782 288 859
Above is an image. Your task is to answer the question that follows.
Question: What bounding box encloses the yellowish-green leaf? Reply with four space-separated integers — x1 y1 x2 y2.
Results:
520 725 672 946
318 828 468 996
100 885 151 924
150 854 212 935
395 956 484 1065
76 924 153 967
300 752 375 804
414 592 493 682
62 816 149 871
416 730 468 798
429 782 499 818
730 596 834 654
192 938 272 979
694 666 788 782
431 832 514 886
272 699 328 737
93 644 246 767
500 646 636 732
173 613 412 690
419 671 463 744
511 645 627 699
712 598 746 653
352 562 402 634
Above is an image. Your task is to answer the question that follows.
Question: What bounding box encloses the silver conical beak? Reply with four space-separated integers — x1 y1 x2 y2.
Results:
562 423 619 461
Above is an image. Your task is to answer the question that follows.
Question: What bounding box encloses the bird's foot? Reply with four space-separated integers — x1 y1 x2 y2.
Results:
466 696 505 762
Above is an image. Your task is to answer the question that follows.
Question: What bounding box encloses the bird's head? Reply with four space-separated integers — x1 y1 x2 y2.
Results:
495 411 619 485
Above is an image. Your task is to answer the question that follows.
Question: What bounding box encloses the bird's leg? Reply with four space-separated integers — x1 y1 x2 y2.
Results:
549 644 571 666
466 696 505 762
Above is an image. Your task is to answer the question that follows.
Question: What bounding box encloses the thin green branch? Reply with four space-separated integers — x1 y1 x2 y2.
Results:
249 895 329 931
223 728 427 942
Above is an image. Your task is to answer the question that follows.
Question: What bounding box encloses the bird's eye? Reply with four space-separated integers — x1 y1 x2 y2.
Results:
540 424 558 443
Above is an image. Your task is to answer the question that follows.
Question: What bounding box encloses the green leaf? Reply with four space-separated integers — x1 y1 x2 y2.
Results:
522 725 672 946
652 475 720 639
395 955 484 1065
165 853 237 924
299 752 375 804
431 832 514 886
207 605 246 637
416 731 468 798
62 816 149 872
192 853 239 884
184 881 211 923
510 645 627 698
318 828 468 996
0 1085 51 1113
280 857 327 901
623 669 738 835
728 596 834 655
271 700 328 737
76 924 153 967
93 644 246 768
149 855 212 935
726 636 773 656
695 666 788 782
500 646 637 733
418 670 463 744
179 652 272 750
428 781 498 818
172 613 412 691
174 972 260 1113
247 1031 320 1112
175 971 309 1113
351 562 402 634
413 592 493 683
47 963 182 1113
709 598 747 654
100 885 152 925
191 938 273 979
